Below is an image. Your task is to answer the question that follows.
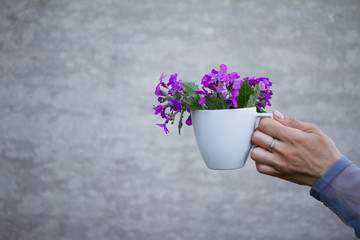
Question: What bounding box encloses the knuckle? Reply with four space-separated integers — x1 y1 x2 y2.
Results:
256 164 267 174
279 146 297 159
287 117 298 127
251 130 261 143
251 147 265 161
279 148 290 157
270 161 289 176
289 131 304 145
250 148 258 159
307 123 317 129
308 123 321 132
258 118 272 131
283 149 296 159
277 161 291 173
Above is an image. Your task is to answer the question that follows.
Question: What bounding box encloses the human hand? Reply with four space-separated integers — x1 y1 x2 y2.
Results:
251 110 342 186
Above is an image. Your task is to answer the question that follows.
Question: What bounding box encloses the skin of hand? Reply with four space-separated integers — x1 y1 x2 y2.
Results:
251 110 343 186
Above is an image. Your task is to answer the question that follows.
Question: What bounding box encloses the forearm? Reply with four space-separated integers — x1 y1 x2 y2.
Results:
310 156 360 237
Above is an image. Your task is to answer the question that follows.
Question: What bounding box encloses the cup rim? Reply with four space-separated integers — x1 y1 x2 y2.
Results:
191 106 256 112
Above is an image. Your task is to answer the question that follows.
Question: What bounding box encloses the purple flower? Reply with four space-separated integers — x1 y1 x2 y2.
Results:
153 105 163 114
226 72 240 84
259 81 266 91
247 77 257 86
213 84 226 97
167 74 178 87
159 72 167 82
208 69 219 78
229 97 238 108
198 97 207 106
207 66 227 83
255 78 273 107
156 123 169 134
158 97 164 103
263 89 273 107
201 75 212 88
232 79 243 90
154 65 273 135
153 105 167 119
166 74 185 97
170 99 183 111
155 84 162 96
172 80 185 95
257 78 272 88
185 114 192 125
219 64 227 72
196 87 212 98
155 73 167 96
229 89 239 108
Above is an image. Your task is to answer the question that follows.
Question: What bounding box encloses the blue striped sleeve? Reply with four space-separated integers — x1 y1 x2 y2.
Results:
310 156 352 200
310 156 360 238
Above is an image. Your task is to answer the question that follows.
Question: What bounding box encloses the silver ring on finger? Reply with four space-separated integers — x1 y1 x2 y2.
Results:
268 138 276 152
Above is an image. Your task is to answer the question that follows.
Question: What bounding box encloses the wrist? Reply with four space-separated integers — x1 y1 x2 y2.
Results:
311 156 352 191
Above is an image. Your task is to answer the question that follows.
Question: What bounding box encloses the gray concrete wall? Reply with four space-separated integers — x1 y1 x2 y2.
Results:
1 0 359 239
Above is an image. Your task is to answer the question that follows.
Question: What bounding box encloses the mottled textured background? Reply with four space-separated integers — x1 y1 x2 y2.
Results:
1 0 360 239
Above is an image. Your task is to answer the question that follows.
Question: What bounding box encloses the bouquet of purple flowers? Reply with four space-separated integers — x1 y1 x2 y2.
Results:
153 64 273 134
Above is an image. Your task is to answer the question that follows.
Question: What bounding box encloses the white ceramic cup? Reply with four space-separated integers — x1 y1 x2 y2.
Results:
192 107 273 170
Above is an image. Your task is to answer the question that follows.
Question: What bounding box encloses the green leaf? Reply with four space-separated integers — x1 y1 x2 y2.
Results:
206 94 230 110
182 95 204 111
237 79 254 108
189 103 204 111
245 84 260 108
256 105 266 113
181 82 205 111
178 108 186 135
237 78 262 109
182 82 199 97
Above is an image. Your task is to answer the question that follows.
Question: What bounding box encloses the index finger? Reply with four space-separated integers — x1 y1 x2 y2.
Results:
257 117 299 141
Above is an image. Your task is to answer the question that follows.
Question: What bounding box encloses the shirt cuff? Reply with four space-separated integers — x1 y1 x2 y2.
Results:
310 156 353 200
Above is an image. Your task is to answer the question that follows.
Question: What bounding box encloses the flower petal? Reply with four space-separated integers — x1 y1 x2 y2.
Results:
198 97 207 106
185 114 192 126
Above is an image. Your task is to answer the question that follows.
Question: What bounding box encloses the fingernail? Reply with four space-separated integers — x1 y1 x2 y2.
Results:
274 110 284 121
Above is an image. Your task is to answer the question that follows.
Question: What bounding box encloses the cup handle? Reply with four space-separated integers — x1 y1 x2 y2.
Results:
255 112 273 119
251 112 274 148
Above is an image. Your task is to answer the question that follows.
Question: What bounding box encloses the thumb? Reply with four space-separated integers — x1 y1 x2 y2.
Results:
273 110 317 132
